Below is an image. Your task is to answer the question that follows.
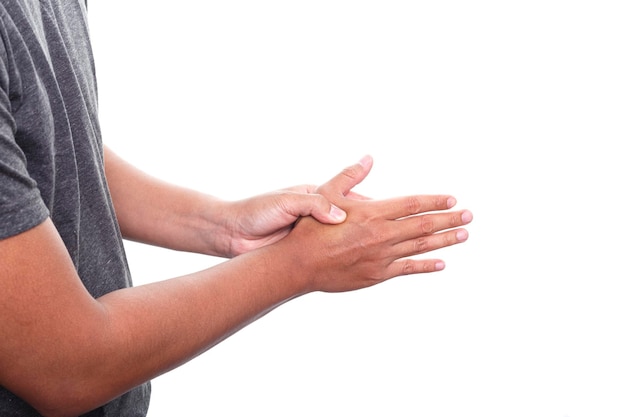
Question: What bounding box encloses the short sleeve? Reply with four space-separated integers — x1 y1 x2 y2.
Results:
0 39 49 240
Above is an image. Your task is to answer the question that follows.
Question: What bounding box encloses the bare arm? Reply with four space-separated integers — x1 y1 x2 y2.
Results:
0 218 309 416
104 147 356 257
0 158 471 416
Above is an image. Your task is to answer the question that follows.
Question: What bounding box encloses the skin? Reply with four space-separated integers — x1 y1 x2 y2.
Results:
0 147 472 417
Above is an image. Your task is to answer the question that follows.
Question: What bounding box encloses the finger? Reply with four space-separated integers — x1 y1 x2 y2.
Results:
394 209 473 241
364 194 458 221
281 192 347 224
386 258 447 277
317 155 374 199
283 185 371 201
344 190 372 201
393 228 470 259
282 184 317 194
379 229 468 278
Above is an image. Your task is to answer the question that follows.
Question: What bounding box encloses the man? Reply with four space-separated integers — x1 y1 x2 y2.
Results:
0 1 472 415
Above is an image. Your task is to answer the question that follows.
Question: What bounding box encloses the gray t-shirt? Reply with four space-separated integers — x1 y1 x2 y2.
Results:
0 1 150 415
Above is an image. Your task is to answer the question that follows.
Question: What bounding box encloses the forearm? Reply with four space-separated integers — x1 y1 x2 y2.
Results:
104 147 231 256
2 177 471 415
104 147 370 259
99 245 304 375
24 243 304 416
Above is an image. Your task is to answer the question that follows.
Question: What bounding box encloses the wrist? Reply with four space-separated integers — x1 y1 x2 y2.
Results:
192 196 237 258
257 240 315 298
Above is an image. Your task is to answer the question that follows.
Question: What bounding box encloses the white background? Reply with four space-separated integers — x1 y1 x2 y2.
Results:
88 2 625 416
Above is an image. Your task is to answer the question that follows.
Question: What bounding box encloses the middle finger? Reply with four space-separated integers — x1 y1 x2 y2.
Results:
393 209 473 242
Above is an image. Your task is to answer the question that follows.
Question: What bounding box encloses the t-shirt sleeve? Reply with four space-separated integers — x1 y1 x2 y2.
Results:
0 50 49 240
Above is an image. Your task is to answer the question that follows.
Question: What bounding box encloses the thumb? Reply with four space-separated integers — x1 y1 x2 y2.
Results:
303 199 347 224
279 192 347 225
317 155 374 199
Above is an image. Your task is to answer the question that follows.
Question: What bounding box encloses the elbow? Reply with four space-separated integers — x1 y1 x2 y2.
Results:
3 350 123 417
15 381 107 417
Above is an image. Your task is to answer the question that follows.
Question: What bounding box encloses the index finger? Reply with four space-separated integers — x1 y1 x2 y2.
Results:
368 194 458 220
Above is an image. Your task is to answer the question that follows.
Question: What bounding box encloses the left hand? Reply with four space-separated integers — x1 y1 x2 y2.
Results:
221 157 373 256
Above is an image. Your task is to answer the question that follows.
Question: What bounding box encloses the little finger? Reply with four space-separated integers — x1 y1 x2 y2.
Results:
385 258 447 278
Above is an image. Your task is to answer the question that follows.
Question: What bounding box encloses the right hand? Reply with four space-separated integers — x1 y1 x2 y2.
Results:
276 155 473 293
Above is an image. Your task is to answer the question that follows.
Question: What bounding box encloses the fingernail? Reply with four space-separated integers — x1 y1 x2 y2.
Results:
447 197 457 208
461 210 473 224
329 204 346 221
435 261 445 271
456 229 469 242
358 155 372 168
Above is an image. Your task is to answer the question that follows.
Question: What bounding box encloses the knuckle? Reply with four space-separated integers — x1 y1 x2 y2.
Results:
374 230 388 245
420 215 435 234
362 222 387 245
406 196 423 214
448 213 461 228
444 231 456 246
401 260 416 276
341 165 361 180
399 260 434 275
413 237 429 253
313 193 327 207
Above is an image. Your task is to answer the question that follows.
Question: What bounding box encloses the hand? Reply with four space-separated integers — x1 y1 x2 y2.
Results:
104 147 370 257
274 156 473 293
222 157 373 256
